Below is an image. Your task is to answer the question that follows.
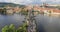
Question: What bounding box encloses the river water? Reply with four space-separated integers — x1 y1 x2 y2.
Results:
35 14 60 32
0 14 60 32
0 14 25 32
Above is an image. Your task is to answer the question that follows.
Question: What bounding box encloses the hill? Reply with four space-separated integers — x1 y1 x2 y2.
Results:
0 2 25 8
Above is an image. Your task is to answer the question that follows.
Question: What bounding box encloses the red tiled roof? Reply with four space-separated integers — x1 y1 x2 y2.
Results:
34 7 60 13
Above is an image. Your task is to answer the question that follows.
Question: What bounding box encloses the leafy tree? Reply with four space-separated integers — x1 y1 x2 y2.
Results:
17 26 24 32
22 22 27 32
0 8 7 15
9 24 16 32
2 25 9 32
2 23 27 32
17 22 27 32
21 8 28 15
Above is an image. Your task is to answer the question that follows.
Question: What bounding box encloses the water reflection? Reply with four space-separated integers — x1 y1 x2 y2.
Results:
0 14 60 32
0 14 25 32
35 14 60 32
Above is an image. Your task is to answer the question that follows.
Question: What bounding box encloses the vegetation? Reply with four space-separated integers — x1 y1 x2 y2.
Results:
0 8 7 15
2 22 27 32
56 6 60 10
0 2 25 7
17 22 27 32
2 25 9 32
9 24 16 32
21 8 28 15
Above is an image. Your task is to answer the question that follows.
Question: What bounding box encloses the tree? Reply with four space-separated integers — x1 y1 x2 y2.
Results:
17 26 24 32
17 22 27 32
2 25 9 32
22 22 27 32
21 8 28 15
0 8 7 15
9 24 16 32
2 23 27 32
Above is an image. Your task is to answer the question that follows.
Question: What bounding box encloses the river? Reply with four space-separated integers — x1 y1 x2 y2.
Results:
0 14 60 32
0 14 25 32
35 14 60 32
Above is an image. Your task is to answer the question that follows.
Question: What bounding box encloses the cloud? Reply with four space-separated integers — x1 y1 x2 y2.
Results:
0 0 60 4
40 0 46 2
40 0 60 3
3 0 33 5
40 0 60 4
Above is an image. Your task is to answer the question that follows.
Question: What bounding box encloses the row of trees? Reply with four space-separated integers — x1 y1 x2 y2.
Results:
2 22 27 32
21 8 28 15
0 8 7 15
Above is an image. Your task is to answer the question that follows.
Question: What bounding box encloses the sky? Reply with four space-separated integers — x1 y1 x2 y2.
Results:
0 0 60 5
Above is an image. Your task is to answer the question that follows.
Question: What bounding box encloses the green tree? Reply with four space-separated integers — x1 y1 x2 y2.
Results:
21 8 28 15
0 8 7 15
9 24 16 32
17 22 27 32
2 23 27 32
2 25 9 32
1 8 7 15
17 26 24 32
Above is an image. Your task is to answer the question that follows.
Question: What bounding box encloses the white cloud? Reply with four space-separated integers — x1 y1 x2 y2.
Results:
51 0 60 2
40 0 46 2
3 0 33 4
40 0 60 4
0 0 60 4
41 0 60 2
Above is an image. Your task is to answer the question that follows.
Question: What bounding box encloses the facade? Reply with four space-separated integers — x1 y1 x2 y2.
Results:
6 6 21 14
